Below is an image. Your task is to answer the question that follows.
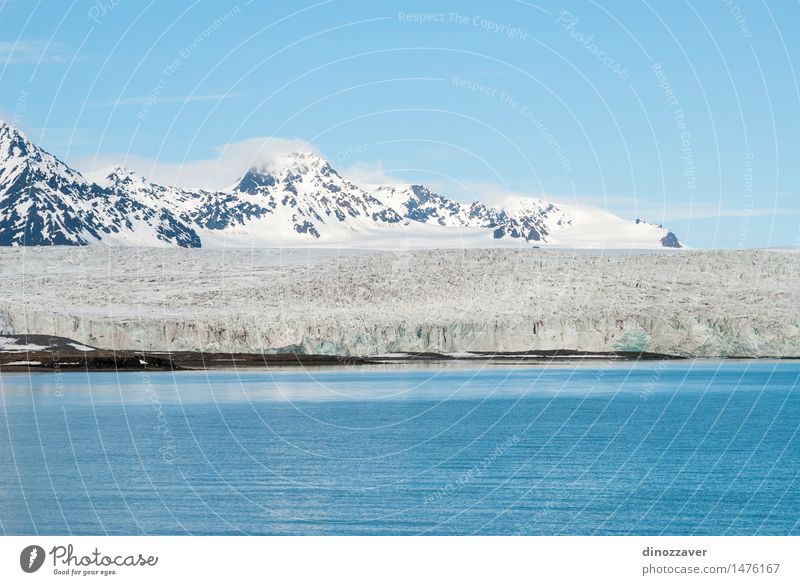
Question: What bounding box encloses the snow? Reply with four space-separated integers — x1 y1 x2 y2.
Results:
3 361 42 366
1 121 681 250
67 343 95 351
540 203 673 249
0 247 796 358
0 336 49 351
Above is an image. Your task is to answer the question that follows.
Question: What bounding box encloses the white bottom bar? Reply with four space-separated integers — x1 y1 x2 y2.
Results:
1 536 798 584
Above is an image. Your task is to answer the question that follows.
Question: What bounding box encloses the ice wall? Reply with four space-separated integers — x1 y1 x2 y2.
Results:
0 248 797 357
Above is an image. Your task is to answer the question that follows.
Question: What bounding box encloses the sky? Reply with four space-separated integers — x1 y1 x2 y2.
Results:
1 0 799 248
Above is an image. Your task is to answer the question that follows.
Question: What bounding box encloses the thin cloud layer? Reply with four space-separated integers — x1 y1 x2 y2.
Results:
0 40 69 64
74 136 318 191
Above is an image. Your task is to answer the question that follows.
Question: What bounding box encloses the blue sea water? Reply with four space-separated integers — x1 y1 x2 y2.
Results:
1 361 798 535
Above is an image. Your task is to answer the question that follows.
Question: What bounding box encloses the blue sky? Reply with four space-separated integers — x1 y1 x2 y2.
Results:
1 0 799 248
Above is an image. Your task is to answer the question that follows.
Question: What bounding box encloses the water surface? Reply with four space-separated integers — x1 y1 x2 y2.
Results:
1 361 798 535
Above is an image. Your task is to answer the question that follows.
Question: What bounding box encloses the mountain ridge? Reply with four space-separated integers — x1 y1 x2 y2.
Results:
0 121 682 249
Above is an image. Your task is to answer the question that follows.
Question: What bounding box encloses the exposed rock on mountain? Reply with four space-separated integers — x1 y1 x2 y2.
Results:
0 120 682 249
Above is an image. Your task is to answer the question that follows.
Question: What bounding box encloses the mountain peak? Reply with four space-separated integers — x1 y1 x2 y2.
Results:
0 121 34 163
0 119 89 193
0 119 16 135
106 164 143 183
268 151 333 176
95 164 150 189
0 120 33 143
501 195 553 214
244 151 329 173
275 150 326 164
235 151 336 194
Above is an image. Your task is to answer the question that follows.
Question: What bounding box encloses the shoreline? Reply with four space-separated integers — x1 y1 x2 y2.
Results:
3 343 799 373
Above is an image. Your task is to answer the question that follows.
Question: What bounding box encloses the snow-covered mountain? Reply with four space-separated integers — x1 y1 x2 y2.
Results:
373 185 566 242
223 152 404 237
0 121 682 249
0 123 200 247
0 122 115 245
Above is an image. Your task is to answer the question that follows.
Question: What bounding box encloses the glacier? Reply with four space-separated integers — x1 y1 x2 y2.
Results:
0 247 796 357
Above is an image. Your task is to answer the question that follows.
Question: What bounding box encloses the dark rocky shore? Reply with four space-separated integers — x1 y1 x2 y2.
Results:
0 335 377 371
0 334 694 372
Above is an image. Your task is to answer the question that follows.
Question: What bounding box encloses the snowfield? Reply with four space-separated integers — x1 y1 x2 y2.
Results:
0 247 797 357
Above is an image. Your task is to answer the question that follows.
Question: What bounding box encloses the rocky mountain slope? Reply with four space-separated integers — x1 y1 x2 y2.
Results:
0 123 201 247
0 121 681 249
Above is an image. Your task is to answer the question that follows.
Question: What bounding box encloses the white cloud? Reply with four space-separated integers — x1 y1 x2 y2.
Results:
455 189 795 223
528 195 795 224
73 136 318 191
71 140 798 224
0 40 70 64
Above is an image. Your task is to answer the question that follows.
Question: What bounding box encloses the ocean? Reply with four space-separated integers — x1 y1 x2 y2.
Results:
1 361 798 535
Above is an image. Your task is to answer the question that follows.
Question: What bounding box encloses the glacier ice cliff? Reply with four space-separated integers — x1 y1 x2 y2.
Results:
0 247 797 357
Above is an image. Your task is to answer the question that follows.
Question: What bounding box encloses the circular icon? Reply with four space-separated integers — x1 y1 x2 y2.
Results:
20 545 45 573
